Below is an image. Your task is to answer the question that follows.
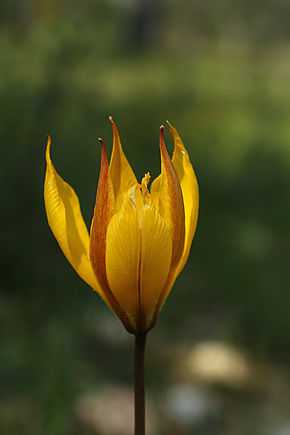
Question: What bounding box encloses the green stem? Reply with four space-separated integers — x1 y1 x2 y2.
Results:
134 333 147 435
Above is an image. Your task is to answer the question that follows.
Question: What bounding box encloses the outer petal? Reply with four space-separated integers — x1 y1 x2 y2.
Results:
44 137 102 295
155 126 185 269
108 117 137 209
149 127 186 326
90 140 134 332
105 188 172 332
169 122 199 275
150 124 199 326
89 140 115 292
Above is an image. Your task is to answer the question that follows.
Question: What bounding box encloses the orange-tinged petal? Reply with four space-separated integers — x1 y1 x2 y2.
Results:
108 117 137 209
89 139 114 291
148 127 186 324
90 139 134 332
44 120 198 335
44 137 103 295
156 126 185 270
169 121 199 274
151 124 199 323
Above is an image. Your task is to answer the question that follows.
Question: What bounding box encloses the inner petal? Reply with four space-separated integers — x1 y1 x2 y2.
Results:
105 185 172 331
139 204 172 329
105 195 140 327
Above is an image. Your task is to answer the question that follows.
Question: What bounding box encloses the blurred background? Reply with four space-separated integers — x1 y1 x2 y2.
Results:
1 1 290 434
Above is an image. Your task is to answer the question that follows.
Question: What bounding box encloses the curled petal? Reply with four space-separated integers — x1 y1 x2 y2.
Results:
169 122 199 275
44 137 104 297
149 127 186 323
150 124 199 323
155 126 185 271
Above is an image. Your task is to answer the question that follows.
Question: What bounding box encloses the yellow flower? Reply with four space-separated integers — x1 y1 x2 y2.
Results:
44 118 199 333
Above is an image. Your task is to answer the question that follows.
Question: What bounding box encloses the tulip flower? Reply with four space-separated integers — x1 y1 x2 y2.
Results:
44 118 199 434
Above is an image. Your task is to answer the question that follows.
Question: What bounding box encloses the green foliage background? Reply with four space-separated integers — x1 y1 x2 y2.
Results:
1 1 290 434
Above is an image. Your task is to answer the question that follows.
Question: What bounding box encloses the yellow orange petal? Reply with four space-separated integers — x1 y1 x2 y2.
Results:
156 126 185 270
90 139 134 332
106 188 172 332
150 125 198 323
44 137 102 295
108 117 137 209
142 128 185 327
169 122 199 274
105 192 140 330
140 204 172 330
89 139 115 291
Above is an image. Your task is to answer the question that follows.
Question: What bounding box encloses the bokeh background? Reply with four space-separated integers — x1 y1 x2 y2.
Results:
1 1 290 434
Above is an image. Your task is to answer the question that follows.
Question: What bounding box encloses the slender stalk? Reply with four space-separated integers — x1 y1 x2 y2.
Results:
134 333 147 435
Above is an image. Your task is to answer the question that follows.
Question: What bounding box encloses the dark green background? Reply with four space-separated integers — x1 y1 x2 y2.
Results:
1 1 290 434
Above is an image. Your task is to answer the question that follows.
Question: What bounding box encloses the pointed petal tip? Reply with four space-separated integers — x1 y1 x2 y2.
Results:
159 125 167 152
165 120 177 139
109 115 119 138
165 120 173 129
45 135 52 163
97 137 108 162
165 121 185 151
159 125 165 144
46 134 52 150
108 115 116 127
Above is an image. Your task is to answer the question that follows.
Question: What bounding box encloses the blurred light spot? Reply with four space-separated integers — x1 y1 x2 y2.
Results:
76 386 156 435
186 341 252 387
165 384 221 425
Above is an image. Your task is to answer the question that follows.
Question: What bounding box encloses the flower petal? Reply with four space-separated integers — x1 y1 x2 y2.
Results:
150 124 199 325
169 122 199 274
147 127 186 325
108 117 137 209
155 126 185 271
89 139 115 292
105 192 140 330
140 204 172 330
105 188 172 332
44 137 103 295
90 139 134 332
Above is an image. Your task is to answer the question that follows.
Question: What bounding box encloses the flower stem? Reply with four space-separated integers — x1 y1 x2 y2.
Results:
134 332 147 435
